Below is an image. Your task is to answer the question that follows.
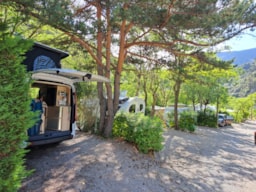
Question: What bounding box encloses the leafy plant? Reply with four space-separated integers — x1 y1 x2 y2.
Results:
113 113 164 154
0 35 33 191
166 111 175 128
179 111 197 132
133 115 164 153
197 110 217 128
112 113 131 139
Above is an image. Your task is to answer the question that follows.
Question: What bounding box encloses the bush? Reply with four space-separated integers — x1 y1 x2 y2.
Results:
113 113 164 154
0 36 33 191
77 97 99 133
166 111 175 128
144 106 151 116
197 110 217 128
179 111 197 132
112 113 134 142
133 115 164 153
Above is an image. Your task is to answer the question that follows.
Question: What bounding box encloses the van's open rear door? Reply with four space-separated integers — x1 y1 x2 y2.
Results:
28 68 109 146
32 68 110 83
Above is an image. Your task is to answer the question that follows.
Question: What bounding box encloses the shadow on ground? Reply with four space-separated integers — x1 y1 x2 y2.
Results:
20 121 256 192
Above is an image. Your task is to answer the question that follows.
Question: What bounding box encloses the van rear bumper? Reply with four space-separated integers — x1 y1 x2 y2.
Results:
27 134 73 146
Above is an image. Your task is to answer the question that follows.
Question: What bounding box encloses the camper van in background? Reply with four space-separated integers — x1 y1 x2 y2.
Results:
118 91 145 114
24 42 109 146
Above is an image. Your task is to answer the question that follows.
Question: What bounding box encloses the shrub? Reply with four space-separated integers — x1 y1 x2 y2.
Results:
0 36 33 191
179 111 197 132
232 112 244 123
133 115 164 153
113 113 164 154
166 111 175 128
112 113 133 141
77 97 99 133
144 106 151 116
197 110 217 128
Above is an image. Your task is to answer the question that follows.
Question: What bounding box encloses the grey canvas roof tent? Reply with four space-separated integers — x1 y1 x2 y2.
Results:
23 42 69 71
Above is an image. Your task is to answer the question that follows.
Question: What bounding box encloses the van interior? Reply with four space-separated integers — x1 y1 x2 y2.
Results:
30 81 73 137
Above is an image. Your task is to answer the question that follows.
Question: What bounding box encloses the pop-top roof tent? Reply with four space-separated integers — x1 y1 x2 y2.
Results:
22 42 110 83
23 42 69 71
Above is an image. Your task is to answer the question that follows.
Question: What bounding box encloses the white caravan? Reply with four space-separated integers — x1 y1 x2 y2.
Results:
118 96 145 114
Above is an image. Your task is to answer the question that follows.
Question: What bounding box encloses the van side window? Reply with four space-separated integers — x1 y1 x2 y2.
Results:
129 104 136 113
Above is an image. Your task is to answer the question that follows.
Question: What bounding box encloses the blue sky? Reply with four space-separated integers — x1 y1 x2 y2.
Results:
220 30 256 51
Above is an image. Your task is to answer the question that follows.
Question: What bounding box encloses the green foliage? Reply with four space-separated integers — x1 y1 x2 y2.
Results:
76 82 100 133
166 110 197 132
112 113 137 142
113 113 164 154
134 116 164 154
166 111 175 128
0 35 33 191
179 111 197 132
197 110 217 128
144 106 151 116
75 82 98 98
228 95 255 122
77 99 99 133
228 56 256 98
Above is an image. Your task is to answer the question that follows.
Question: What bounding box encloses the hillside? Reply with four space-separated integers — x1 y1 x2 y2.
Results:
217 48 256 66
217 48 256 97
228 62 256 97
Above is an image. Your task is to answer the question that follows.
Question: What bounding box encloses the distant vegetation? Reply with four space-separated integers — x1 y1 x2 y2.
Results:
218 48 256 97
229 62 256 97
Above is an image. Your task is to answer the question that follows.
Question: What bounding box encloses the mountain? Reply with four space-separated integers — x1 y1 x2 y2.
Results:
217 48 256 97
217 48 256 66
228 62 256 97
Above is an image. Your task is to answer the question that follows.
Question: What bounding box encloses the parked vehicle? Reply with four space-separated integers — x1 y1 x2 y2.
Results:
218 114 226 127
218 113 233 127
27 68 109 146
225 115 234 125
118 96 145 114
23 42 109 146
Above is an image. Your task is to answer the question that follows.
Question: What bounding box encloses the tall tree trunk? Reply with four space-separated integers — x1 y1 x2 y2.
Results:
113 10 127 115
95 2 106 135
173 81 181 130
150 92 157 117
192 99 196 111
143 77 148 108
104 2 114 137
203 99 209 114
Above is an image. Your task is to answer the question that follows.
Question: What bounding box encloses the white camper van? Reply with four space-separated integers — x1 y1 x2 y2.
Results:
27 68 109 146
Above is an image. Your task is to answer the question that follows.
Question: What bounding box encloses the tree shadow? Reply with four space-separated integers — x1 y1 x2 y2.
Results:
19 122 256 192
155 123 256 192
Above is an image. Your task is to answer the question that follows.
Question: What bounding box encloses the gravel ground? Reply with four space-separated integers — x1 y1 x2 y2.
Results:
19 121 256 192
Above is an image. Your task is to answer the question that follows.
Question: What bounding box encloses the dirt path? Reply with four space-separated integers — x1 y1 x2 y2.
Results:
20 121 256 192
